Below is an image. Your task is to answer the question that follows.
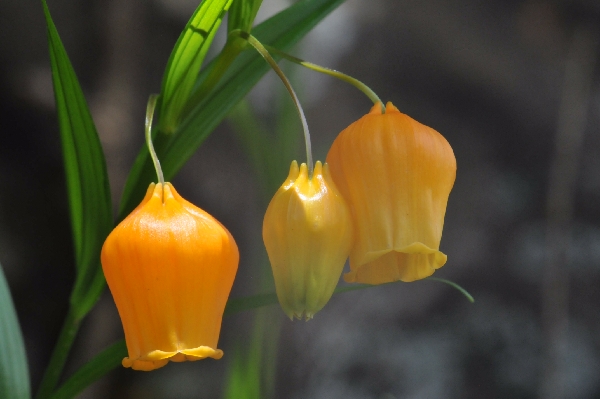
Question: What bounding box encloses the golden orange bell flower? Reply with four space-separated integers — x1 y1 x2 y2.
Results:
263 160 352 320
101 182 239 371
326 102 456 284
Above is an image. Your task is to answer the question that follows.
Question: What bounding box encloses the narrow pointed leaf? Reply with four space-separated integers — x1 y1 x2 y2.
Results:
48 341 125 399
42 0 112 317
224 316 267 399
158 0 235 133
120 0 347 218
0 264 31 399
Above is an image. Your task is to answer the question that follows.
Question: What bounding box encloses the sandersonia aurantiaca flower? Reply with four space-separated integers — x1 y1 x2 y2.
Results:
326 101 456 284
263 161 352 320
243 36 354 319
101 182 239 371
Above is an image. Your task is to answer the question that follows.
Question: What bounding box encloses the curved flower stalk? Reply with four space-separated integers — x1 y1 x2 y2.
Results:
263 161 352 320
327 102 456 284
101 182 239 371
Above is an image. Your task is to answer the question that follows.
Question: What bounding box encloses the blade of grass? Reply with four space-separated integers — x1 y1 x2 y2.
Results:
0 264 31 399
47 341 126 399
42 0 112 318
223 314 265 399
158 0 235 133
37 2 113 397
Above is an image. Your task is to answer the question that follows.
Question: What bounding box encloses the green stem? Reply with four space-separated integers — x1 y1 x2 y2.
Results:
145 94 164 186
426 277 475 303
264 44 384 113
35 308 81 399
241 32 314 177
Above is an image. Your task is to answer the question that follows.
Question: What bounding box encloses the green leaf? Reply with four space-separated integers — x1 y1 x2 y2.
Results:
119 0 347 219
49 341 125 399
227 100 274 197
0 264 31 399
224 346 262 399
42 0 112 319
224 313 267 399
228 91 303 202
37 4 113 397
224 292 278 315
158 0 235 133
228 0 264 33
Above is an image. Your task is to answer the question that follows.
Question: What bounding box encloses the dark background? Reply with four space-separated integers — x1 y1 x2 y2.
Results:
1 0 600 398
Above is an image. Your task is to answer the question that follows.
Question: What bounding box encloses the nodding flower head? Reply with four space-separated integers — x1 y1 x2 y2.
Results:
263 161 352 320
326 102 456 284
101 183 239 371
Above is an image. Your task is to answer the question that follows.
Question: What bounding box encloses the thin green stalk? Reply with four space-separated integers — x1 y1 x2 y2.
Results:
35 308 81 399
241 31 314 177
145 94 164 186
264 44 384 113
426 277 475 303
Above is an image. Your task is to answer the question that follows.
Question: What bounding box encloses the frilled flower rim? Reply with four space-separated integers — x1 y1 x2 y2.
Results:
345 242 448 284
122 346 223 371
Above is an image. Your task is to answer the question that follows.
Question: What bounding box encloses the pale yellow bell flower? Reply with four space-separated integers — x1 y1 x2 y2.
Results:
263 161 352 320
101 183 239 371
326 102 456 284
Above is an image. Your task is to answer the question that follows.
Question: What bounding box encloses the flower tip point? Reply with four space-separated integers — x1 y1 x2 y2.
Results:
369 102 384 114
287 160 300 180
313 160 323 175
385 101 400 113
298 162 310 178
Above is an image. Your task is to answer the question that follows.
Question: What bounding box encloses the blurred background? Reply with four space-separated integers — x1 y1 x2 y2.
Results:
1 0 600 398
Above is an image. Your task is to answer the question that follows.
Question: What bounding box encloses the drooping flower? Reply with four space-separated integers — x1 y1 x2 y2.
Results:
101 183 239 371
263 160 352 320
326 102 456 284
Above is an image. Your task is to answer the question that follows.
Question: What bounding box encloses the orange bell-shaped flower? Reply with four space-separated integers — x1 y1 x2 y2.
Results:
263 161 352 320
101 183 239 371
326 102 456 284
